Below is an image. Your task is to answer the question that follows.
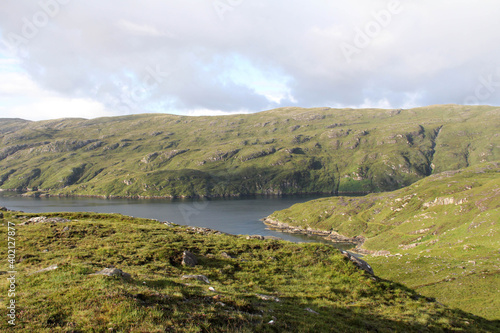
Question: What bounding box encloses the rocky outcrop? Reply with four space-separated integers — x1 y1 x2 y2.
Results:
182 250 198 267
341 251 374 275
19 216 71 225
263 218 363 245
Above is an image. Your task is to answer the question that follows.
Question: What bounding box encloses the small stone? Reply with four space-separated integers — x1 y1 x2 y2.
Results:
256 294 280 302
220 252 235 259
305 308 319 314
209 286 216 292
263 236 281 240
181 275 210 284
182 251 198 267
92 268 131 279
31 264 58 275
246 235 264 240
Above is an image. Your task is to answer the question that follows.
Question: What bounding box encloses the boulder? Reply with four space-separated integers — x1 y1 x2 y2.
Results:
182 250 198 267
246 235 264 240
341 251 374 275
220 252 235 259
91 268 131 279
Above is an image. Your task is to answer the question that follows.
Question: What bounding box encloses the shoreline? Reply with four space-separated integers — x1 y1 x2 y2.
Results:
1 189 370 200
262 216 364 246
262 217 391 256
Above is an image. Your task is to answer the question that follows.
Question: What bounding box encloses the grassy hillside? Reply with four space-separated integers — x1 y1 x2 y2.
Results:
267 162 500 320
0 105 498 197
1 211 498 332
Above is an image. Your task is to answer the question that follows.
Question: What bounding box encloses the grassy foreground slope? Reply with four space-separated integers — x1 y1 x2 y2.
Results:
1 212 499 332
267 162 500 320
0 105 499 197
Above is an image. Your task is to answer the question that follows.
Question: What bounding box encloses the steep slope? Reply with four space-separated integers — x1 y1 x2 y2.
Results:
0 211 498 332
0 105 498 197
266 162 500 319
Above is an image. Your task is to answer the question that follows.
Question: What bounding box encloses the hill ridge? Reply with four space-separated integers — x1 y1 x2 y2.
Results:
0 105 498 198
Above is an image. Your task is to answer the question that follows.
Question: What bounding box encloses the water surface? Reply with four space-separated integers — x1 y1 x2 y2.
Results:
0 193 349 247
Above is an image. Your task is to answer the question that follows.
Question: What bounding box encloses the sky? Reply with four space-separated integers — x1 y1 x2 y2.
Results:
0 0 499 121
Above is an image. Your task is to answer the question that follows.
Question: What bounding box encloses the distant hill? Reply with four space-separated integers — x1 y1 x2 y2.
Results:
0 105 498 197
266 162 500 319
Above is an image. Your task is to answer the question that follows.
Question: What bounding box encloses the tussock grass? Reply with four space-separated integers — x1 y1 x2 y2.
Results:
1 211 497 331
268 162 500 320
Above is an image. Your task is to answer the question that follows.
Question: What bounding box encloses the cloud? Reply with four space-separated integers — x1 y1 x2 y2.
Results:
0 0 499 120
0 66 113 120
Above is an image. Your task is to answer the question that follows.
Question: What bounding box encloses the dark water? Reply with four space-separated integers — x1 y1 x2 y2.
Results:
0 193 350 247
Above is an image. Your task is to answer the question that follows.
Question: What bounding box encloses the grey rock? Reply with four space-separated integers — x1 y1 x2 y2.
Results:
28 216 71 224
246 235 264 240
220 252 235 259
181 274 210 284
182 250 198 267
341 251 374 275
92 268 131 279
256 294 280 302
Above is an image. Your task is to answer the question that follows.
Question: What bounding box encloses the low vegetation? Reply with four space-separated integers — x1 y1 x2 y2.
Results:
268 162 500 320
1 211 499 332
0 105 498 197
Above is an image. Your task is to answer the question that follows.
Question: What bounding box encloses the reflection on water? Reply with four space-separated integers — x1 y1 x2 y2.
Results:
0 192 354 249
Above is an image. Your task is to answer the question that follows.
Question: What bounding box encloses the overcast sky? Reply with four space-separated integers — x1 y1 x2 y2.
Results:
1 0 499 121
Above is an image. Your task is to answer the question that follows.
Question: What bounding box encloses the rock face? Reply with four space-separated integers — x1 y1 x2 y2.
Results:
341 251 374 275
182 251 198 267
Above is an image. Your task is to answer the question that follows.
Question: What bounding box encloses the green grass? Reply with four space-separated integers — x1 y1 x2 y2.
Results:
1 211 498 332
267 161 500 320
0 105 499 198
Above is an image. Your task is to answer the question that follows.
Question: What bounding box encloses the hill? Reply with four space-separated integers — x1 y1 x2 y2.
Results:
266 162 500 320
1 211 498 332
0 105 498 198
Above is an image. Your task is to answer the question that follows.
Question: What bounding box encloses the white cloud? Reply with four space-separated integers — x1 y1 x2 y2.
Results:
184 108 252 117
0 63 113 120
3 96 113 121
117 20 166 37
0 0 499 120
